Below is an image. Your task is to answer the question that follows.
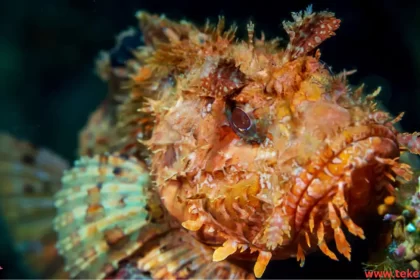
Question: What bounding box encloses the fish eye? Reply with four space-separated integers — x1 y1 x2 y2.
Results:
231 107 252 132
225 100 263 143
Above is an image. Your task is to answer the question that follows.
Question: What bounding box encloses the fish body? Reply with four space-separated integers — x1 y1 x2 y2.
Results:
1 5 420 279
126 7 417 277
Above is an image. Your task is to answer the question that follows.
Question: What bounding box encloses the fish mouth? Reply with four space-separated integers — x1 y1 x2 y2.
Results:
283 123 406 262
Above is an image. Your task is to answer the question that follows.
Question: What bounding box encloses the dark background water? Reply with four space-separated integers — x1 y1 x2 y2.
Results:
0 0 419 278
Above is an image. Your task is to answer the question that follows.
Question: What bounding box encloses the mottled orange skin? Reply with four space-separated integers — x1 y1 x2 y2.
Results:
126 8 419 278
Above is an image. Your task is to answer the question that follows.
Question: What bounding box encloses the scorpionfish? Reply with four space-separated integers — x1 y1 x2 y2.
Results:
1 5 420 279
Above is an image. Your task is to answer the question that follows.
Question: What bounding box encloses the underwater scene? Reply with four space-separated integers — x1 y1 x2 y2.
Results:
1 0 420 279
